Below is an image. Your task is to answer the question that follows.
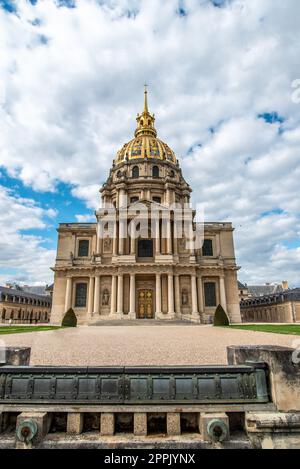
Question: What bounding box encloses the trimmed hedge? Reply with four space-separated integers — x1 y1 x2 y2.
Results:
62 308 77 327
213 304 230 327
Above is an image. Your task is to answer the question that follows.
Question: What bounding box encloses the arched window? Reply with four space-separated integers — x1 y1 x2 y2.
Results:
152 166 159 178
132 166 139 179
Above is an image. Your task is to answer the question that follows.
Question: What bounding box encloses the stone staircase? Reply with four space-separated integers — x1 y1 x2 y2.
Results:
89 319 198 326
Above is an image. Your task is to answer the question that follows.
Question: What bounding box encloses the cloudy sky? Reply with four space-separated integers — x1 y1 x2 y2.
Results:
0 0 300 286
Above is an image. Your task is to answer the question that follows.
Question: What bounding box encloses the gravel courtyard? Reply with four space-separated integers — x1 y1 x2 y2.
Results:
2 324 297 366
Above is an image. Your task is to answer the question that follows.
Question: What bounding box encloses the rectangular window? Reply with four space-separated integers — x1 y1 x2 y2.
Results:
78 240 89 257
152 197 161 203
130 196 139 203
204 282 217 307
75 283 87 307
138 239 153 257
202 239 213 257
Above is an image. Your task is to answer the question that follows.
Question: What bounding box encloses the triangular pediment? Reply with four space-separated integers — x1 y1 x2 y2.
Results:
119 198 169 211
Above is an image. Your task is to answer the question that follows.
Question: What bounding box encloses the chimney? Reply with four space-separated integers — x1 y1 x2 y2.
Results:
282 281 289 290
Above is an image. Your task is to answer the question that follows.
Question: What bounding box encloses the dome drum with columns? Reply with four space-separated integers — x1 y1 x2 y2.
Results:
50 88 242 325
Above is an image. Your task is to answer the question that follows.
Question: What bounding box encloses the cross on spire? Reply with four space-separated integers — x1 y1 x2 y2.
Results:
144 83 149 113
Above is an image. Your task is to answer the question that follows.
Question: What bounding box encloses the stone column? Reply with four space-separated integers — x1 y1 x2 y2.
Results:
118 219 125 255
197 276 204 322
219 276 227 310
64 277 72 312
174 275 181 317
130 231 136 255
129 273 136 317
166 220 172 254
87 277 95 316
173 222 178 255
155 273 162 316
93 275 100 314
96 225 102 254
110 275 117 315
165 188 171 206
167 274 175 317
155 218 160 255
216 234 221 256
117 274 123 315
97 236 102 255
118 188 126 208
112 220 118 255
191 274 199 316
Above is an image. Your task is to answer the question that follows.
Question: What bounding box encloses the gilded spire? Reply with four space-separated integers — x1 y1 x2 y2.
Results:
135 85 157 138
144 83 149 113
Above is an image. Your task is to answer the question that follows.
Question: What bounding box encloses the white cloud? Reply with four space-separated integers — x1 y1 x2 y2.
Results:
0 185 56 284
0 0 300 285
75 213 95 222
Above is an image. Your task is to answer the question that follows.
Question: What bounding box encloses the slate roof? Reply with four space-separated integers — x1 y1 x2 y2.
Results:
240 288 300 308
0 286 52 304
247 284 283 297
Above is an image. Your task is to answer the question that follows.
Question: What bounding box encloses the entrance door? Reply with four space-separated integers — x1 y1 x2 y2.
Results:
138 290 154 319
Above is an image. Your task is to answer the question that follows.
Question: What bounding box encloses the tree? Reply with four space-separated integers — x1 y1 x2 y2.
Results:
61 308 77 327
213 304 230 327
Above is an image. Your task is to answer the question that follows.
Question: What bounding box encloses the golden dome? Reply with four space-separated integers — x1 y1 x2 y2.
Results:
116 87 177 164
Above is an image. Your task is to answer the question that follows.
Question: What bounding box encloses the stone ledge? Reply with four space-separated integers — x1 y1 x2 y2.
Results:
0 347 31 366
227 345 300 412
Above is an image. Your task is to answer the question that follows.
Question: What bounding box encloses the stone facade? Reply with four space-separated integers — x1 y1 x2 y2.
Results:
0 286 51 325
51 89 241 325
241 288 300 323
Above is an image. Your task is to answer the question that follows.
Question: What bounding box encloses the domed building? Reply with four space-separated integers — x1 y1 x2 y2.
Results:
51 89 241 325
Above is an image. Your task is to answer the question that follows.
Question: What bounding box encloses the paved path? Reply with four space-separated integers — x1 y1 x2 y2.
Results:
2 325 296 366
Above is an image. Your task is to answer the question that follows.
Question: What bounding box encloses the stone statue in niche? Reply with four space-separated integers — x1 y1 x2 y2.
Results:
102 289 110 306
179 238 186 250
181 290 189 306
104 238 112 251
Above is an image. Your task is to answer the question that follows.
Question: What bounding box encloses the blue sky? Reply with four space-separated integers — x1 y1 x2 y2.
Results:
0 0 300 286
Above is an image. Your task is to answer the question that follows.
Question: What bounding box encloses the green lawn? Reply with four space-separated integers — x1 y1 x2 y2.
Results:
228 324 300 336
0 326 61 335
